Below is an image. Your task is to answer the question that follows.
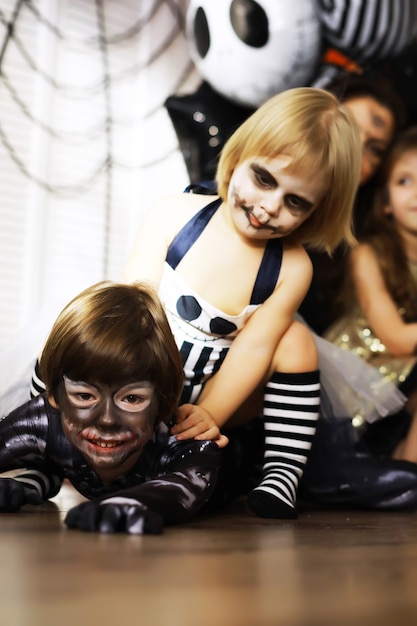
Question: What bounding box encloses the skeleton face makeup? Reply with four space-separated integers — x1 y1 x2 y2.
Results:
226 157 325 240
52 377 159 482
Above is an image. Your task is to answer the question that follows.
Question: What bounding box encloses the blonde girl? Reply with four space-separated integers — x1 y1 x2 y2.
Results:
124 87 362 519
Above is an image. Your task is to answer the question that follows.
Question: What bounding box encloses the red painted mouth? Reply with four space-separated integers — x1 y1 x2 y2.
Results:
245 208 279 234
248 211 263 228
81 431 137 453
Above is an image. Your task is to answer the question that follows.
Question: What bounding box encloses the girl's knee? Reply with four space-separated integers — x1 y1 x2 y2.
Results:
272 320 318 373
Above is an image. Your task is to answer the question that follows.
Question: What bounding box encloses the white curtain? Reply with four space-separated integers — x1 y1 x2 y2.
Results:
0 0 199 350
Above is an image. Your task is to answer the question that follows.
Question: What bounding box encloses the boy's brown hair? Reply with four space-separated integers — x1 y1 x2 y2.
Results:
40 281 184 422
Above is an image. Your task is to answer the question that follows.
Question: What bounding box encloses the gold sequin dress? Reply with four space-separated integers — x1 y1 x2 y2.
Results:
323 261 417 388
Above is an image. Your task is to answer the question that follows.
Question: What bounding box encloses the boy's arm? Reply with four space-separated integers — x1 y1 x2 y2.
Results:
0 397 64 511
0 470 62 511
65 439 221 534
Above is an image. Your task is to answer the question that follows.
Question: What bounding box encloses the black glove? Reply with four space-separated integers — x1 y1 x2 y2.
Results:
65 497 164 535
0 477 43 512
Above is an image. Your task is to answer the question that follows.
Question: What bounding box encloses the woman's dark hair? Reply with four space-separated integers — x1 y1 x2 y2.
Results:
328 72 407 133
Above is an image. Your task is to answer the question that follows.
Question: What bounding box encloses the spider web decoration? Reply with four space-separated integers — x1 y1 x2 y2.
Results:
0 0 198 347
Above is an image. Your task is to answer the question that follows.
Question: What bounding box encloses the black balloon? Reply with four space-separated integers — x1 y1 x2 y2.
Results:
165 81 254 183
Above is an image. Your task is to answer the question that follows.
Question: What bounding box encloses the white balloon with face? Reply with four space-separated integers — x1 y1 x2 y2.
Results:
186 0 322 108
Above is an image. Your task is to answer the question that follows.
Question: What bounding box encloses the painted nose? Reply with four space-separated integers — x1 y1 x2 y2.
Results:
96 398 120 427
259 195 281 218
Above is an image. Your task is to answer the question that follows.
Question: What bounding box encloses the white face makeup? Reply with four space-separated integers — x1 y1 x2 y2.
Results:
55 377 159 481
226 156 326 241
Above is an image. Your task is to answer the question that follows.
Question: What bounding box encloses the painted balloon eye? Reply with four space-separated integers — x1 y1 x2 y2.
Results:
193 7 210 58
230 0 268 48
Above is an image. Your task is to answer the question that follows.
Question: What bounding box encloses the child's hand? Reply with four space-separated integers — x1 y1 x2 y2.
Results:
65 498 164 534
0 478 26 512
0 477 42 512
171 404 229 448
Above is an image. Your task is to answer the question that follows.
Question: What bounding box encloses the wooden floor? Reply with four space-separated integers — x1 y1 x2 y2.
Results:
2 483 417 626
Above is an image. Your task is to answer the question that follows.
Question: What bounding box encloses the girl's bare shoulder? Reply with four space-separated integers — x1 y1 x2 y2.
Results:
151 192 219 220
276 242 313 295
281 242 312 274
350 242 379 267
146 192 218 240
349 243 385 286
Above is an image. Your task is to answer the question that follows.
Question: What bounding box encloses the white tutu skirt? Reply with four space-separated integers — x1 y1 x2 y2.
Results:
295 314 406 424
0 308 407 424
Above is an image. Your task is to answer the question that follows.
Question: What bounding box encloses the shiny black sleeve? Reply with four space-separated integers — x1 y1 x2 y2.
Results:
65 439 221 532
0 396 63 502
114 439 221 522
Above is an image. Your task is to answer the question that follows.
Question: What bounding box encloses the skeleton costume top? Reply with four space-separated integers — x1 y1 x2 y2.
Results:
158 196 406 423
158 198 283 404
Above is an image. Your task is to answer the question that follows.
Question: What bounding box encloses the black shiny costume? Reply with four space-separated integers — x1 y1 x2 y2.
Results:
0 394 222 530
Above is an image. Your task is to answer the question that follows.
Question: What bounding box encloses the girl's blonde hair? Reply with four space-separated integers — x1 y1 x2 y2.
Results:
40 281 184 422
216 87 362 252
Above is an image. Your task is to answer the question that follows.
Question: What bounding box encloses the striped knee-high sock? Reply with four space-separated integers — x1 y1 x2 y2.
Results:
247 370 320 519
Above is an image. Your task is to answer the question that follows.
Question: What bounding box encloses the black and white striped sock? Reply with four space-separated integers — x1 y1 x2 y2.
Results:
247 370 320 519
